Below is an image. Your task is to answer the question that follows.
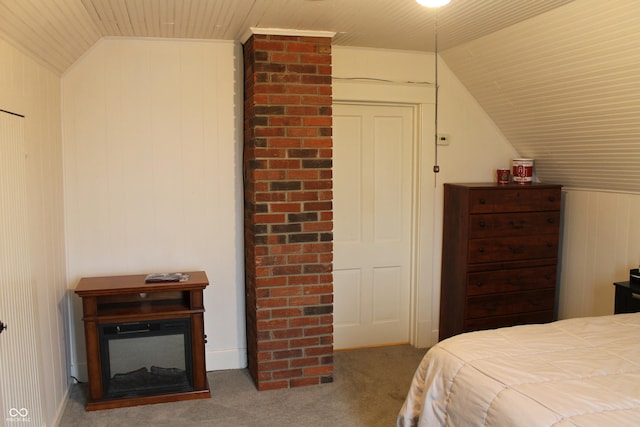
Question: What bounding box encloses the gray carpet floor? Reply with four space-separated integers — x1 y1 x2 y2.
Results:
59 344 427 427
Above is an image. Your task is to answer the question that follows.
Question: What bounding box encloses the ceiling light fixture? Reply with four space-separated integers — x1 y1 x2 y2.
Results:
416 0 451 7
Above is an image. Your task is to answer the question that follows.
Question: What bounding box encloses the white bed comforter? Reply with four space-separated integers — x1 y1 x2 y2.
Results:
397 313 640 427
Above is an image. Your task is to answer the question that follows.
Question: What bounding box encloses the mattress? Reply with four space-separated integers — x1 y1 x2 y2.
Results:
397 313 640 426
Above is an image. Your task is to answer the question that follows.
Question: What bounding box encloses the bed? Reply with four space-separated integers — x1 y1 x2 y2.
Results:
397 313 640 427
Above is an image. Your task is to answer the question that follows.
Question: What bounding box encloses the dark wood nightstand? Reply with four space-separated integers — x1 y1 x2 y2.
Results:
613 281 640 314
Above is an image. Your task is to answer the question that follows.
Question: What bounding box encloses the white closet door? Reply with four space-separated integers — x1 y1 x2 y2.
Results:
333 103 414 349
0 111 43 425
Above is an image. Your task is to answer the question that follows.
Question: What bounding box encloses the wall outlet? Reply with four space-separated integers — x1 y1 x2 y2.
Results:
437 134 450 145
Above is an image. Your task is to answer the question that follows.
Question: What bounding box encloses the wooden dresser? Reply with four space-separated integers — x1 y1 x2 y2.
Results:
439 183 562 341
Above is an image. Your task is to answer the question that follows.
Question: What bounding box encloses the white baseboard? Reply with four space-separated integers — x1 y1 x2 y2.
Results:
205 347 247 371
52 383 72 427
70 361 88 383
411 320 437 348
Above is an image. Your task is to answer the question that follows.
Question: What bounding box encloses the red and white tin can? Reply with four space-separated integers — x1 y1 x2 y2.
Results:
512 159 533 184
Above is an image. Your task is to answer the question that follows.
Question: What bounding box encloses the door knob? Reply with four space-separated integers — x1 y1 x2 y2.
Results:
0 321 6 334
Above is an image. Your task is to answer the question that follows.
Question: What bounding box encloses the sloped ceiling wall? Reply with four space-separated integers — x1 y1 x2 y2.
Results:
0 0 572 74
1 0 638 193
441 0 640 192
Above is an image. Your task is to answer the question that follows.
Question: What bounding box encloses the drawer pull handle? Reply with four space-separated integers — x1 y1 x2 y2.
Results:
479 198 486 205
545 274 552 280
482 302 498 312
547 243 554 248
527 298 543 307
507 278 523 286
479 221 486 228
547 218 555 224
509 220 525 229
509 245 525 254
478 247 485 253
475 281 484 288
548 196 556 202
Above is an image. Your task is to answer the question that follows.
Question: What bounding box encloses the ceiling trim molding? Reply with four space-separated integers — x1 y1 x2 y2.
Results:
332 78 434 104
240 27 336 44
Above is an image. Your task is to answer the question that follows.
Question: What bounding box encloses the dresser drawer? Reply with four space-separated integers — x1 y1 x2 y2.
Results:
468 234 559 263
466 288 556 319
464 310 554 332
467 265 557 296
470 211 561 238
469 188 561 214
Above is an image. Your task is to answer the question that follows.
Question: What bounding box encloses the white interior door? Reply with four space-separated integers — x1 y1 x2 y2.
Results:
333 103 414 349
0 111 43 424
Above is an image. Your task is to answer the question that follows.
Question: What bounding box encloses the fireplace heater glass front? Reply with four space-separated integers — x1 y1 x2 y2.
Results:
99 318 193 398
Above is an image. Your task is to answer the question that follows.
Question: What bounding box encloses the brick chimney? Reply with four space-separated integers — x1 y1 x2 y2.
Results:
243 32 334 390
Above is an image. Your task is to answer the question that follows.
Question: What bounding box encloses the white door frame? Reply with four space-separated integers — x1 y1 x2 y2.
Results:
333 78 436 348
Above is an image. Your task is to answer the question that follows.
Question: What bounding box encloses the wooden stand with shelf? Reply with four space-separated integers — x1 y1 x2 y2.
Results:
75 271 211 411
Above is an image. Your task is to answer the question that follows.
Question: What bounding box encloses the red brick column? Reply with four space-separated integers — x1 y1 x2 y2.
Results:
243 33 333 390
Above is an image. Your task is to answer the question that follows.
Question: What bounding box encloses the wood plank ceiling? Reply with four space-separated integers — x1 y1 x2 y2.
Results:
441 0 640 192
0 0 572 74
1 0 639 193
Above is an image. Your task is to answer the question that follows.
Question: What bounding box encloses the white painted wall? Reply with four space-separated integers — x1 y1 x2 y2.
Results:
0 39 69 426
333 47 640 334
558 189 640 319
2 32 632 422
333 46 519 345
62 38 246 377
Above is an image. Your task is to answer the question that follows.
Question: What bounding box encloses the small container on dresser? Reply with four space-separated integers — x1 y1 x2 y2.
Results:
439 182 563 341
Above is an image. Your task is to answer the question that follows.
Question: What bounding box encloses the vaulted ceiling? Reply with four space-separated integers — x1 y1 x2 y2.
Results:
1 0 639 192
0 0 572 73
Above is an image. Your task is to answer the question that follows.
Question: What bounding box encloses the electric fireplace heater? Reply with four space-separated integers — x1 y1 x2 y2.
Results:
99 318 193 398
75 271 210 410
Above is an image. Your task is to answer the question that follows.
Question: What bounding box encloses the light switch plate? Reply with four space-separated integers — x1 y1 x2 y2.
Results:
437 134 450 145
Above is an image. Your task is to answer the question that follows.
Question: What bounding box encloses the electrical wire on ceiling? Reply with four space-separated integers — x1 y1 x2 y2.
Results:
332 76 435 85
416 0 451 179
433 11 440 176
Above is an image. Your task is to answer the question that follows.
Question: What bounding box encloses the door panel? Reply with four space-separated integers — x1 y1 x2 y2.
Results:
0 111 43 424
333 103 414 349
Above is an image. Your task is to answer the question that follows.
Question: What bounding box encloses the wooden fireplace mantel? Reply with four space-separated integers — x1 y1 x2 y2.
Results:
75 271 211 410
